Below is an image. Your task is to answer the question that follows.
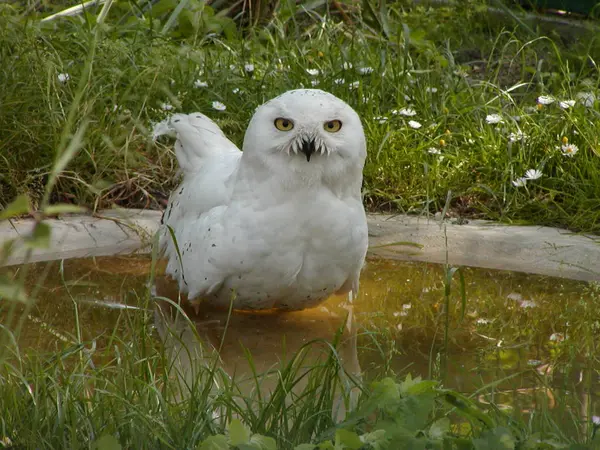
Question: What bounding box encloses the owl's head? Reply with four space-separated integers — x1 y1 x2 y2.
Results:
242 89 367 187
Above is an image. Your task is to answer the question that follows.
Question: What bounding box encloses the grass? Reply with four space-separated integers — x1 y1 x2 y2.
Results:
3 255 600 448
1 0 600 231
2 0 600 447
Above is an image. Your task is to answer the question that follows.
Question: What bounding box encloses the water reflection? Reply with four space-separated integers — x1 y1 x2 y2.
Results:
1 255 599 434
153 277 362 417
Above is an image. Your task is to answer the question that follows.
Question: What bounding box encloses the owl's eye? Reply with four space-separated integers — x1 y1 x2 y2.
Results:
274 118 294 131
323 120 342 133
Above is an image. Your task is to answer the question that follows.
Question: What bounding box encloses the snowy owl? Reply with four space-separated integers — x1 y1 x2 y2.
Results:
155 89 368 311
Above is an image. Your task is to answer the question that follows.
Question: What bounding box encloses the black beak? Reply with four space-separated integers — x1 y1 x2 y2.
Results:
300 138 316 162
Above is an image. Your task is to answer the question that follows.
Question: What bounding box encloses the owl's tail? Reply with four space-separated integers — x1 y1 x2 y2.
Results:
152 112 241 174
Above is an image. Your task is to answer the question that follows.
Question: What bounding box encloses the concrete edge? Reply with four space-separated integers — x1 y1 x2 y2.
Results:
1 209 599 282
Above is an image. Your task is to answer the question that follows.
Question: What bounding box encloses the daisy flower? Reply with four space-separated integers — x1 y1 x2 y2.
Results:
348 81 360 90
57 73 70 83
342 62 353 70
193 80 208 88
508 131 528 142
244 63 255 73
306 68 319 76
427 147 441 155
426 87 438 93
396 107 416 117
408 120 422 129
512 177 527 187
334 78 345 85
160 102 174 111
374 116 388 124
524 169 543 180
561 143 579 157
358 66 374 75
310 79 320 87
537 95 555 105
559 99 576 109
212 101 226 111
485 114 503 124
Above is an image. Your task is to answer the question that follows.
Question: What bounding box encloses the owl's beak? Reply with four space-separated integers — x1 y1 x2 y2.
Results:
300 138 316 162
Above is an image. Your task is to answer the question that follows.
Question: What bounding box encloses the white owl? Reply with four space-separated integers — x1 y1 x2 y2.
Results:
156 89 368 310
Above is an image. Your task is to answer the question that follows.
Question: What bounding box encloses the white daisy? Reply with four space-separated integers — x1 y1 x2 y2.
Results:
57 73 70 83
508 131 528 142
193 80 208 88
342 62 353 70
358 66 374 75
561 143 579 157
524 169 543 180
559 99 576 109
348 81 360 90
537 95 555 105
427 147 441 155
408 120 422 129
160 102 174 111
426 87 438 93
244 63 255 73
512 177 527 187
334 78 345 85
232 88 240 94
310 79 320 87
397 107 417 117
306 68 319 76
485 114 503 124
374 116 388 124
211 101 226 111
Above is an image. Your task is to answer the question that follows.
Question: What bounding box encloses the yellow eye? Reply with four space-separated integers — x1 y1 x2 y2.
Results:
274 118 294 131
323 120 342 133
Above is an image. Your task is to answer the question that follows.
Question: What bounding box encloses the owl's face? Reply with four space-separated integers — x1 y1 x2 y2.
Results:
242 89 367 183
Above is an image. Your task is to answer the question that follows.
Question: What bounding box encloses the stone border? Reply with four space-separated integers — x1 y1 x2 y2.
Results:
1 209 598 282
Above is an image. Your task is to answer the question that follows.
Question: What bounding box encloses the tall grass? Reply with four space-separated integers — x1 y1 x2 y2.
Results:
1 0 600 230
1 0 600 447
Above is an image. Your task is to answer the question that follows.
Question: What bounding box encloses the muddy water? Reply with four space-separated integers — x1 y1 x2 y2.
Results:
2 255 599 429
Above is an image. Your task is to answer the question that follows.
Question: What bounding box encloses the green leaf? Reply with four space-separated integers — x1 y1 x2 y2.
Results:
353 377 400 418
198 434 229 450
24 222 51 249
248 434 276 450
357 430 388 450
429 418 450 440
0 195 29 220
229 419 251 446
43 204 86 216
473 427 515 449
335 429 363 449
93 434 122 450
317 442 334 450
294 445 318 450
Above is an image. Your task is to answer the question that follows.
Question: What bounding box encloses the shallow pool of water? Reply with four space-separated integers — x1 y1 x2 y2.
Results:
2 255 600 434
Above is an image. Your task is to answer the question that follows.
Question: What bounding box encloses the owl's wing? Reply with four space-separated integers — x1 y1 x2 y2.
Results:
157 113 242 281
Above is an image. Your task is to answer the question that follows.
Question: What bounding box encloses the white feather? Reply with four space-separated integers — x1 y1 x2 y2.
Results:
158 89 368 311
